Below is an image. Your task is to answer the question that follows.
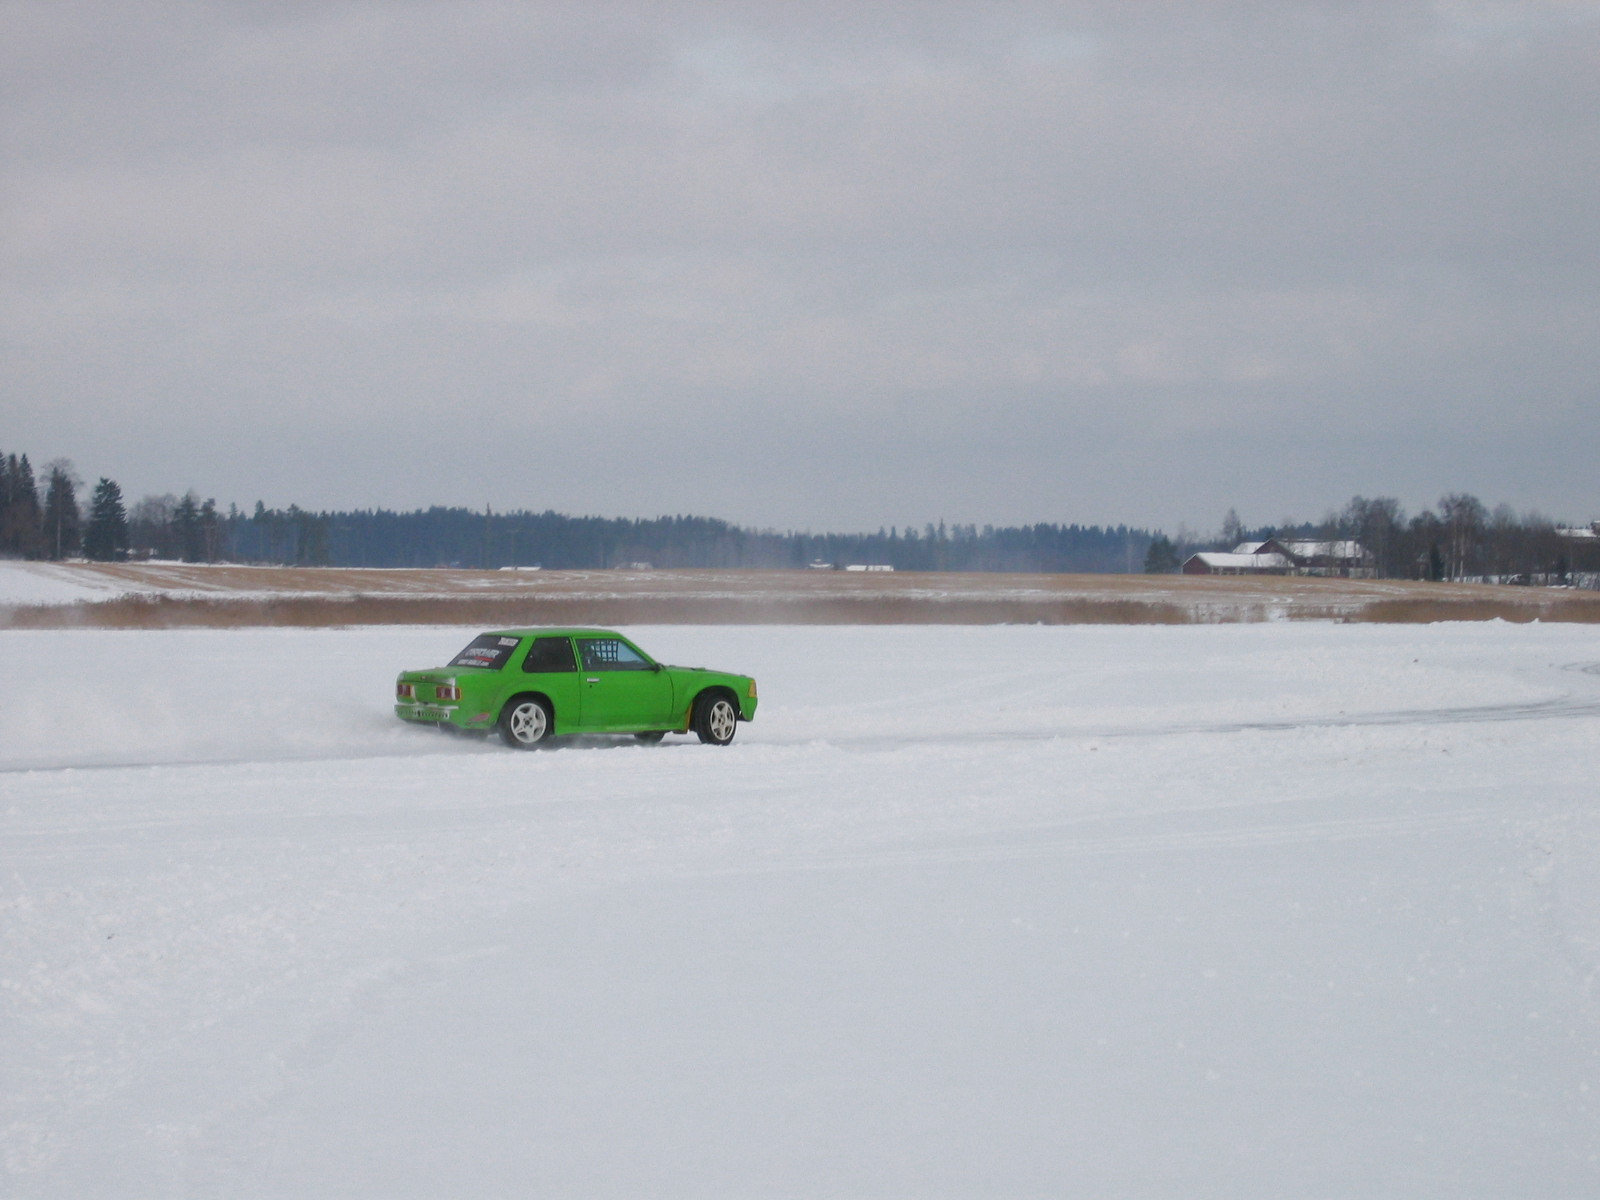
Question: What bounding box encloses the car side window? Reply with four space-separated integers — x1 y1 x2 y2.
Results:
577 637 652 671
522 636 577 674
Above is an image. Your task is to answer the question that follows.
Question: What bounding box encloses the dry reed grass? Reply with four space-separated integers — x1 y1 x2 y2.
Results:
1349 597 1600 624
0 592 1197 629
4 572 1599 629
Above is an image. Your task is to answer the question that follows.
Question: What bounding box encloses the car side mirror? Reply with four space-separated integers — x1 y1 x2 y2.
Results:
651 661 664 672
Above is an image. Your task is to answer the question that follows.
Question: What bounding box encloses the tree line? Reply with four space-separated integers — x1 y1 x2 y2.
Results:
188 504 1153 573
1 446 1151 571
1144 494 1590 583
3 442 1589 581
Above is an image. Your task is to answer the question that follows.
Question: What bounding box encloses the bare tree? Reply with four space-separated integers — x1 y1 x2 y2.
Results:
1220 508 1245 549
1343 496 1405 578
130 494 179 559
1438 493 1487 580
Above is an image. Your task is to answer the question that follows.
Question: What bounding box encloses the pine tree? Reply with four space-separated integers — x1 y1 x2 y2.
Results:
1 453 42 557
200 498 220 562
173 493 204 562
83 478 130 561
42 462 81 560
1143 533 1181 573
0 451 10 550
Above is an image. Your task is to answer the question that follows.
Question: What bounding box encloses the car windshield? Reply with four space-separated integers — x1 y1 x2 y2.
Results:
449 633 522 670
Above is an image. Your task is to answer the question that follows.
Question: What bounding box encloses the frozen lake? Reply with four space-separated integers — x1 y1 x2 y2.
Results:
4 622 1599 1196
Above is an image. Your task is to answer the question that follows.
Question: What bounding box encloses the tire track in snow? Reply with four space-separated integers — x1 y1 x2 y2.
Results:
6 663 1598 777
763 695 1600 753
0 741 503 777
773 662 1600 751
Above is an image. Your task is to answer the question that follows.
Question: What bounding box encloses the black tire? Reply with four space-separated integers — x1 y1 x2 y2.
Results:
692 691 739 746
634 731 667 744
499 696 553 749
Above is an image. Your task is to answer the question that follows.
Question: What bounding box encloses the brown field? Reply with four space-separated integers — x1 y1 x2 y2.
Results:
5 563 1600 628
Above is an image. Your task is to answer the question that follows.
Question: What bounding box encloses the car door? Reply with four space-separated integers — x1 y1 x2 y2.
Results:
575 636 676 730
513 635 583 730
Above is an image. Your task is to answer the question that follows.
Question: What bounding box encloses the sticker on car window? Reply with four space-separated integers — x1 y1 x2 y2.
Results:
450 634 521 670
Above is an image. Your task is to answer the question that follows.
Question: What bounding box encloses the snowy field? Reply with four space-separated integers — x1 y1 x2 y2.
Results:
4 622 1600 1197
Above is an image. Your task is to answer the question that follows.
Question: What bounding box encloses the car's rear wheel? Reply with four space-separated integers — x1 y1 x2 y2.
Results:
692 692 739 746
499 696 552 748
634 731 667 744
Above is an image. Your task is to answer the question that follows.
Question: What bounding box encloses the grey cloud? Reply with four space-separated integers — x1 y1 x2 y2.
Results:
3 1 1597 531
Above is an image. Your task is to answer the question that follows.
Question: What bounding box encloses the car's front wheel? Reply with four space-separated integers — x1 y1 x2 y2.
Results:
692 692 739 746
499 696 553 749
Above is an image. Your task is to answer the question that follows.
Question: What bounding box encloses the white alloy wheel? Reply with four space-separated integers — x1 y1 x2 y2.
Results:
500 698 551 748
695 694 739 745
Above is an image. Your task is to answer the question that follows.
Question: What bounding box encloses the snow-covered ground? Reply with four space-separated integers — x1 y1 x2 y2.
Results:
0 561 128 606
4 622 1599 1197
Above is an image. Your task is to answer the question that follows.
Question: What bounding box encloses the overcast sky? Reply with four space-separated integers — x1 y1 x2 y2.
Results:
3 1 1597 534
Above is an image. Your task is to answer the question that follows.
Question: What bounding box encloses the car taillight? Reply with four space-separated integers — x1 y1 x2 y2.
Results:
436 684 462 701
397 682 416 700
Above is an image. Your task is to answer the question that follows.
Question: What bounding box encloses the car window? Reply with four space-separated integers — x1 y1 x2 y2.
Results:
577 637 653 671
449 633 522 670
522 636 577 674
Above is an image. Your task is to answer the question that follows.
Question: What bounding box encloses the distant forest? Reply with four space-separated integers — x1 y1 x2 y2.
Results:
2 441 1591 580
0 448 1149 572
174 504 1155 574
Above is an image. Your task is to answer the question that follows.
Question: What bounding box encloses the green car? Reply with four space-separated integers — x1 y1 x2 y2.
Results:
395 628 758 748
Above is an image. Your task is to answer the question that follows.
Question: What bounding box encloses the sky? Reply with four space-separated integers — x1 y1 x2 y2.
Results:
3 1 1597 535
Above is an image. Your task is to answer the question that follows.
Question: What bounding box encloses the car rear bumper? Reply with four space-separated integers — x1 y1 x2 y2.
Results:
395 701 459 723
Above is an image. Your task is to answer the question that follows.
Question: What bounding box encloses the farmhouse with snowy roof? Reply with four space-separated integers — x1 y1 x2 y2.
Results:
1557 522 1600 582
1260 539 1376 577
1183 539 1375 578
1182 548 1294 576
